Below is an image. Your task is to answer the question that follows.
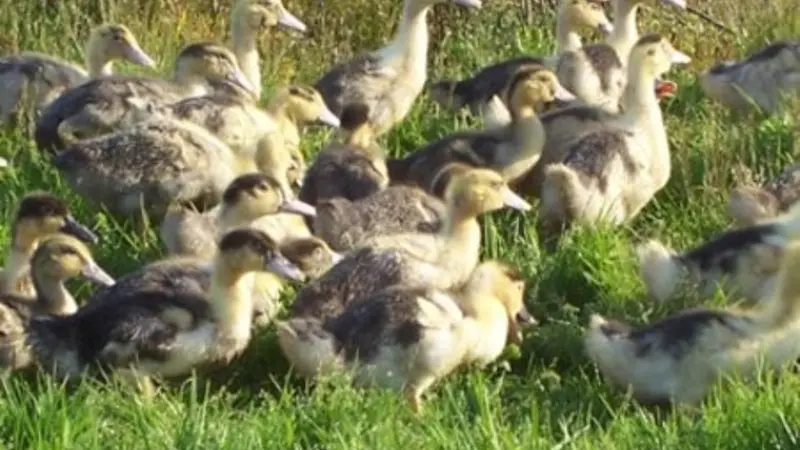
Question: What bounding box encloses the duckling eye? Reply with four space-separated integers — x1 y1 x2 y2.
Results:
646 49 656 56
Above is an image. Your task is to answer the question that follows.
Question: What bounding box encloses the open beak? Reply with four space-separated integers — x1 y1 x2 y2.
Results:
277 9 308 33
501 187 532 211
60 215 99 244
266 252 307 282
81 262 116 286
508 308 538 345
655 79 678 99
660 0 687 9
553 82 577 102
280 199 317 217
516 308 538 328
597 22 613 36
318 107 341 128
123 43 157 68
227 67 258 95
451 0 482 7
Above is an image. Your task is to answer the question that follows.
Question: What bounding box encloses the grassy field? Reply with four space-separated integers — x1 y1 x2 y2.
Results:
1 0 800 448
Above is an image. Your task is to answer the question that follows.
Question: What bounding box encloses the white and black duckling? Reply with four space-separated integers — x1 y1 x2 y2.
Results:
538 35 690 241
701 40 800 115
299 102 388 206
428 0 611 114
230 0 308 100
0 23 155 127
1 192 99 297
636 203 800 304
585 240 800 407
291 168 531 324
160 172 316 259
276 260 536 412
728 163 800 227
28 228 304 384
34 42 256 152
313 0 482 136
388 65 572 192
311 184 446 252
0 234 114 371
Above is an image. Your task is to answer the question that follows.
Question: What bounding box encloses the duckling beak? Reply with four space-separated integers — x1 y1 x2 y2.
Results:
277 9 308 33
266 252 307 282
660 0 686 9
516 308 538 328
318 107 341 128
81 262 116 286
227 68 258 96
669 49 692 65
329 250 344 266
122 43 157 68
451 0 482 8
553 83 577 102
280 199 317 217
597 22 613 36
501 187 532 211
60 215 100 244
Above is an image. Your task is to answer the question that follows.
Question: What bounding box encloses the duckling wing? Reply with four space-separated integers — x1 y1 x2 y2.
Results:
448 57 545 111
87 261 211 306
0 54 88 117
302 146 386 205
314 53 396 117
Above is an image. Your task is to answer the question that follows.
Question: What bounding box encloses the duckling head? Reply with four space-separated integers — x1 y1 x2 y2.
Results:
274 85 340 128
174 42 257 96
233 0 308 34
338 102 381 151
444 167 532 217
217 228 306 282
86 24 156 69
221 173 317 222
470 260 537 345
505 65 576 117
31 234 115 288
628 34 691 97
11 192 99 248
279 237 343 279
560 0 613 35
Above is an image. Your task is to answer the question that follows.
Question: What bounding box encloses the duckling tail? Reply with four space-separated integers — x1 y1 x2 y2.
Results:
275 318 342 378
428 80 468 111
761 242 800 328
541 163 581 222
727 186 778 226
773 201 800 241
636 239 683 303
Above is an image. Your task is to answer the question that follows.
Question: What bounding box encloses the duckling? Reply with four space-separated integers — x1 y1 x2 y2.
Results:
314 0 482 136
161 172 317 259
388 66 571 192
292 168 530 324
428 0 611 113
50 115 245 222
34 42 256 152
636 203 800 304
0 234 115 371
700 40 800 115
1 192 99 297
28 228 305 384
585 239 800 407
538 35 690 241
299 102 388 206
728 164 800 227
279 236 343 280
230 0 307 100
311 185 447 252
0 24 155 127
277 260 536 412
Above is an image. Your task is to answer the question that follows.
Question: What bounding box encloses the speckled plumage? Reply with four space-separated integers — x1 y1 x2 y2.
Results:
559 129 640 192
299 143 387 206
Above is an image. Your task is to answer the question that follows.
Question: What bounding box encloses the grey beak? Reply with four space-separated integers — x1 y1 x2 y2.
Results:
60 215 99 244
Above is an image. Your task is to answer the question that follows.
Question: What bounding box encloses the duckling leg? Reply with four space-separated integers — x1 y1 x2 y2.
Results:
403 376 436 414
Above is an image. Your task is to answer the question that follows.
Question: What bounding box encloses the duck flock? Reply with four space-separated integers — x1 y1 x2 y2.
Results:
0 0 799 412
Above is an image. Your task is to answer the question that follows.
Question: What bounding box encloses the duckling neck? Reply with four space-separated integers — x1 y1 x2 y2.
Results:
505 111 545 181
209 262 255 345
606 0 640 62
231 22 262 100
621 64 669 181
555 15 583 54
2 231 38 293
172 72 212 98
380 2 431 83
439 211 482 277
84 45 113 77
217 206 256 232
31 270 78 315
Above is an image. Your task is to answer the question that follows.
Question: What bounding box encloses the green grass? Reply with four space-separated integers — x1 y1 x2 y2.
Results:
1 0 800 448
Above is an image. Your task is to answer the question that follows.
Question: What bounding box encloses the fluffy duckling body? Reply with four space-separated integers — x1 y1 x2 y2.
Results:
728 164 800 227
0 192 99 297
34 42 256 152
636 203 800 303
389 66 571 191
0 24 155 127
292 168 531 323
0 235 114 371
314 0 482 136
299 103 388 206
538 35 690 239
586 240 800 407
50 117 244 221
29 229 304 382
701 40 800 115
428 0 611 113
277 260 536 411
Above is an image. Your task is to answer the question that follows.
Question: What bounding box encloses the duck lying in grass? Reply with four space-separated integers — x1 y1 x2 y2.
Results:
586 240 800 407
277 260 537 412
728 163 800 227
636 202 800 303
